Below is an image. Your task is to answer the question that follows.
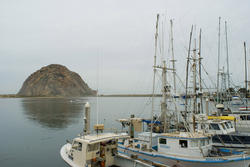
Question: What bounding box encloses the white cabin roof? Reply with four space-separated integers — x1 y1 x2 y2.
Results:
159 132 211 140
138 132 159 137
74 133 127 144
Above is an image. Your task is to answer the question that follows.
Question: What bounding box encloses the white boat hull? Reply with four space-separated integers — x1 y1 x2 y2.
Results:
60 144 81 167
61 143 152 167
118 145 250 167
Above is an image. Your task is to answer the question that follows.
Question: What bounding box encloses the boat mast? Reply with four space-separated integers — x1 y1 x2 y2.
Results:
170 19 177 95
150 14 159 150
161 60 167 132
225 21 230 89
217 17 221 104
185 25 193 122
198 29 203 114
170 19 179 127
192 31 197 133
244 42 248 105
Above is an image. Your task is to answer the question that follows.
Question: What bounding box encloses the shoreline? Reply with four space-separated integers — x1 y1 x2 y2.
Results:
0 94 160 98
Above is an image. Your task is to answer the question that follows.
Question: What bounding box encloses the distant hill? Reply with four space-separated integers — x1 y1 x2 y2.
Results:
18 64 96 97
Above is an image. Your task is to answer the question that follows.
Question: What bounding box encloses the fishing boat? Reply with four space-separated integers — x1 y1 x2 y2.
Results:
194 114 250 149
231 96 243 106
118 131 250 167
239 106 250 111
60 102 151 167
228 112 250 133
117 14 250 167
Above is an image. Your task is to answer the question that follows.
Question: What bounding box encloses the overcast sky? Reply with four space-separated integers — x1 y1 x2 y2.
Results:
0 0 249 94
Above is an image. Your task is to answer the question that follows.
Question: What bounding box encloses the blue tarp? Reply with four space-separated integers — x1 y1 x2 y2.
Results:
142 119 161 124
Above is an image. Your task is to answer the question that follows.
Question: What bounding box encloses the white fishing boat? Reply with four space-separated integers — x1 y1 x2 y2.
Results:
231 96 243 106
229 112 250 132
61 132 121 167
60 102 152 167
118 131 250 167
194 115 250 149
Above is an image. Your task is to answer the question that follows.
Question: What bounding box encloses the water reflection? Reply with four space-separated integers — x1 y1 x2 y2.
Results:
21 98 87 129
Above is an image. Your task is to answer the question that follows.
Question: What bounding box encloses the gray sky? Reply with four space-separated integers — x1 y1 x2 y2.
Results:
0 0 249 94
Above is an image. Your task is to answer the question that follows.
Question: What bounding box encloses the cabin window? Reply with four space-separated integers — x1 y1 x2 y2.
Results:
88 143 99 152
224 122 230 129
190 141 198 147
247 115 250 120
159 138 167 144
240 115 247 120
221 123 226 130
179 140 188 148
209 123 220 130
227 121 233 128
72 141 82 151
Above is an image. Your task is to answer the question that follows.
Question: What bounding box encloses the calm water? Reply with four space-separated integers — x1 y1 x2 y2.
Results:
0 97 157 167
1 96 238 167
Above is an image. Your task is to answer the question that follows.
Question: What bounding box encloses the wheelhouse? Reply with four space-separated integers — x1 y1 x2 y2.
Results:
207 120 235 134
157 132 212 157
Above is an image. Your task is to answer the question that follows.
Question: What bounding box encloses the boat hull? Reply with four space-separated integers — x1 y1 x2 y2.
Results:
61 144 152 167
118 145 250 167
60 144 81 167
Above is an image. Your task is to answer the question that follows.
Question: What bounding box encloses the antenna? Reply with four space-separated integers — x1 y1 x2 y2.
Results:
94 51 104 135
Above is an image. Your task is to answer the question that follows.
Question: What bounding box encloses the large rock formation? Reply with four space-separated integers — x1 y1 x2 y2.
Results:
18 64 96 97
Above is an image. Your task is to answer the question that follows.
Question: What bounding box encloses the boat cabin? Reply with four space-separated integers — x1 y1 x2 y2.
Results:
205 120 235 134
229 113 250 132
67 133 122 167
157 132 212 157
189 115 236 135
120 132 159 151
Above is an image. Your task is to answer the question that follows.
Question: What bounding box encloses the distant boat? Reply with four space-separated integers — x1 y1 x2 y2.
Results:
239 106 250 111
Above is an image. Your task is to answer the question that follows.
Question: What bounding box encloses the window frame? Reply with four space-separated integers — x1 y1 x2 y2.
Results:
159 138 167 145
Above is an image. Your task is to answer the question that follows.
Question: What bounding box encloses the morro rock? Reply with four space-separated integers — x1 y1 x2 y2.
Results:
18 64 96 97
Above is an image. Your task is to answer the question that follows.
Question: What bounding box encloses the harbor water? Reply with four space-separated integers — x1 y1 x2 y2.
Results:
0 97 160 167
0 96 242 167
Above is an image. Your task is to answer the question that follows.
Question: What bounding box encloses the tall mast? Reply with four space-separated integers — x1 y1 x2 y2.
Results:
244 42 248 102
192 28 197 133
225 21 230 89
170 19 179 127
185 25 193 121
161 60 167 132
150 14 159 150
170 19 177 95
217 17 221 104
198 29 203 114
